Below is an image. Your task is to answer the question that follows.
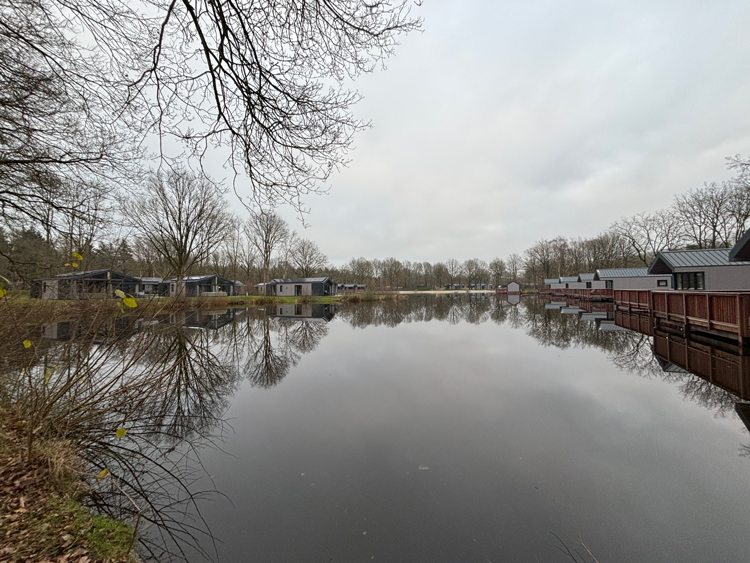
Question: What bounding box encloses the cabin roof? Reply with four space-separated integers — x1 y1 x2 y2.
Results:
595 267 649 279
559 276 579 283
544 278 560 284
729 228 750 262
647 248 750 274
139 277 162 284
266 277 333 285
163 274 234 283
40 269 141 282
578 273 596 281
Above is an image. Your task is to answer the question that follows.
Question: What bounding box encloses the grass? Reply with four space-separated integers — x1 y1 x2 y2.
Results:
0 408 137 562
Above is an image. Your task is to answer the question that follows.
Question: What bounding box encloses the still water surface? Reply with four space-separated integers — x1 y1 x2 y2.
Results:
170 296 750 562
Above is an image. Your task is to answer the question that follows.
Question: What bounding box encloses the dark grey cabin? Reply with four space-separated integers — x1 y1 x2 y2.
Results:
265 277 336 297
31 270 140 300
161 275 236 297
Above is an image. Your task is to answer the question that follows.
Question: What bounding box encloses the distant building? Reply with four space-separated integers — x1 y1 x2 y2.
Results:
137 277 163 296
648 233 750 290
337 283 367 293
506 281 520 294
235 281 249 295
265 277 336 297
31 270 140 300
594 268 671 290
161 275 236 297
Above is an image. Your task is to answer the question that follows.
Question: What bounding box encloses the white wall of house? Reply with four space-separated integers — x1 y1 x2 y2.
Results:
605 276 671 290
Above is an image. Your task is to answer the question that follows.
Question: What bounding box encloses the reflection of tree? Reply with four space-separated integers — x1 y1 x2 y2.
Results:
245 316 295 388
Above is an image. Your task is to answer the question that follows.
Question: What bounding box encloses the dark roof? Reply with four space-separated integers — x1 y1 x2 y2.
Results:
729 229 750 262
36 270 140 282
163 274 234 283
578 273 595 281
595 268 649 279
266 277 333 285
648 248 750 274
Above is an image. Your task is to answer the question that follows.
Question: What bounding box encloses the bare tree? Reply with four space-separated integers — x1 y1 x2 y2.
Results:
488 258 506 287
290 238 328 278
245 210 290 283
445 258 462 286
507 253 522 281
123 168 232 291
611 211 682 265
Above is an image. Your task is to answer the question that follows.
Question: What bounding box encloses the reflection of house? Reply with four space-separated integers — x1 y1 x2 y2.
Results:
31 270 140 300
506 293 520 306
595 268 671 290
270 303 336 322
265 277 336 297
648 235 750 290
137 277 163 296
169 309 238 330
162 275 236 297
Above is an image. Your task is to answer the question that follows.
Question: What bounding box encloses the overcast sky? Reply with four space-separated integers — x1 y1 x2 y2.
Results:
234 0 750 266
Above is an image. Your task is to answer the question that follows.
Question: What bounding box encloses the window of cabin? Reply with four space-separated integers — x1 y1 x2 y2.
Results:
605 280 613 289
657 280 668 287
586 282 591 289
674 272 704 290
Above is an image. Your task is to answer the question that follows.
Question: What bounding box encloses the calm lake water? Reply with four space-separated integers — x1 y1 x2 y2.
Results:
21 295 750 561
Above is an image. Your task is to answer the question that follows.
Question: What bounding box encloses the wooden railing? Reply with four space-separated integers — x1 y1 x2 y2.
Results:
650 291 750 340
613 289 652 311
614 310 653 335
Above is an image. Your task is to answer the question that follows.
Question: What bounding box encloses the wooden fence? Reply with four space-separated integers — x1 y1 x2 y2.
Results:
650 291 750 342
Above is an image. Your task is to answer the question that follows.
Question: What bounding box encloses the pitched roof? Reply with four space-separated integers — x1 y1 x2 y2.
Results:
648 248 750 274
578 273 595 281
544 278 560 284
729 228 750 262
138 277 162 283
595 268 649 279
266 277 332 285
52 270 140 281
559 276 578 283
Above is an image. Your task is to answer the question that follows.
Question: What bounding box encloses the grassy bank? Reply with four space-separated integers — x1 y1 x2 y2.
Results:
0 408 137 562
1 290 403 323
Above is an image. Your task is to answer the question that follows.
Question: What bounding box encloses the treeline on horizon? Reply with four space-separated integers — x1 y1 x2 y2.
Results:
2 156 749 291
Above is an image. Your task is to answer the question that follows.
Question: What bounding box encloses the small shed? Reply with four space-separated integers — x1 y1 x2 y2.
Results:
265 277 336 297
31 270 140 300
506 281 521 294
162 275 236 297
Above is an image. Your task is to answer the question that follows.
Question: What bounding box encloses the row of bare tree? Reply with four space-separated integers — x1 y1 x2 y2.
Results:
521 157 750 285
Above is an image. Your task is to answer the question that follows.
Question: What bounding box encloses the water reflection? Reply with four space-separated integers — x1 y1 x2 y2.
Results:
5 295 750 560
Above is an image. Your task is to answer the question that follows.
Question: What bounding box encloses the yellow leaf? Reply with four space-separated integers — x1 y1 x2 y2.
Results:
0 288 5 298
72 252 83 260
115 428 127 438
71 262 78 268
64 263 71 267
22 340 32 349
44 369 53 383
96 468 109 482
114 289 126 298
122 297 137 308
